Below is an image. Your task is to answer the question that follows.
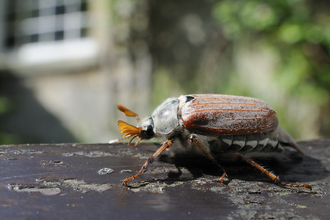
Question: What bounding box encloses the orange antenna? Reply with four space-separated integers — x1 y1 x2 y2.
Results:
117 105 140 122
117 120 142 145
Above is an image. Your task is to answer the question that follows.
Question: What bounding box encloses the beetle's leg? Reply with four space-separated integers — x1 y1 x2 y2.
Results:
239 154 312 190
168 165 183 179
123 140 172 186
190 135 227 183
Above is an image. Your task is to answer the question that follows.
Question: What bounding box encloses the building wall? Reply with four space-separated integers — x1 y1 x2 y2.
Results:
0 0 152 143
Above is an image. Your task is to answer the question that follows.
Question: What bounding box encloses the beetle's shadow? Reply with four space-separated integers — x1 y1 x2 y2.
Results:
159 149 329 184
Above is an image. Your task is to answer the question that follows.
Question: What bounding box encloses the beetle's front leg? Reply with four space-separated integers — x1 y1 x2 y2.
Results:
189 135 228 183
123 140 172 186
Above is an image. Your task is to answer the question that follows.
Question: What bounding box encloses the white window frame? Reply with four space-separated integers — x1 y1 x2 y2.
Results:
0 0 99 75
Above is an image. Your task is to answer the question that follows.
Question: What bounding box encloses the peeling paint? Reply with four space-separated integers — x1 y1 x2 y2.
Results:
62 151 121 157
128 181 185 193
98 168 115 175
62 179 113 193
120 169 132 173
8 179 113 195
8 184 61 196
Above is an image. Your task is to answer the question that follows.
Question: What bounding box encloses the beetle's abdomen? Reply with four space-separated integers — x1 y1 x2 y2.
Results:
181 94 278 135
209 129 283 154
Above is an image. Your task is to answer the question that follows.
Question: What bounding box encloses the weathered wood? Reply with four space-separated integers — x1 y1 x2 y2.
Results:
0 140 329 220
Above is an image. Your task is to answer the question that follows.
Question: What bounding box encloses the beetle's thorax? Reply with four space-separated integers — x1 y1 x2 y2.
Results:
149 95 196 137
150 97 183 136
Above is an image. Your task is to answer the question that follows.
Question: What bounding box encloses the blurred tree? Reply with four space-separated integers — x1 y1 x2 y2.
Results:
212 0 330 137
147 0 330 139
0 96 19 144
148 0 233 101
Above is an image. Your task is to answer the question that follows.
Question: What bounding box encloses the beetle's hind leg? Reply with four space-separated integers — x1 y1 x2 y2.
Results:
239 154 312 190
190 135 228 183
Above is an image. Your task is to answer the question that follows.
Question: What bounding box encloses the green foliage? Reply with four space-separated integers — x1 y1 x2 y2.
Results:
0 96 19 144
0 97 12 114
212 0 330 138
213 0 330 90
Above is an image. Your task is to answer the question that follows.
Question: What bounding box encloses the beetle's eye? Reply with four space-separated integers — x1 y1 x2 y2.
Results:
140 125 154 139
145 125 154 137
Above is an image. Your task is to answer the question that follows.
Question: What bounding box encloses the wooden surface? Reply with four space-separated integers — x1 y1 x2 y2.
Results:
0 140 329 220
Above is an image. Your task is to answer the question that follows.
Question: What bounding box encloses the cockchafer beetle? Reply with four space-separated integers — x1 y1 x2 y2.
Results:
113 94 311 189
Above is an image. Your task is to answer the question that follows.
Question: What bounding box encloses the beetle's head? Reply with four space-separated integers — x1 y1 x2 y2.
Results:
116 104 155 146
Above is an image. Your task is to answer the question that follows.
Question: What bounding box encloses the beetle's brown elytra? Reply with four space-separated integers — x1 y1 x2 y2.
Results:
113 94 312 190
181 94 278 135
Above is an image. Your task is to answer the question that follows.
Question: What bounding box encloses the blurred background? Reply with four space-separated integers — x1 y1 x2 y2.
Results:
0 0 329 144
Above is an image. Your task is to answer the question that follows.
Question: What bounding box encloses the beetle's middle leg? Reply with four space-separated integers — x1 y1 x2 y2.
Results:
189 135 228 182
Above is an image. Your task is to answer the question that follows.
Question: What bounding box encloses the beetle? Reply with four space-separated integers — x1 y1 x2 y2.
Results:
114 94 311 189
